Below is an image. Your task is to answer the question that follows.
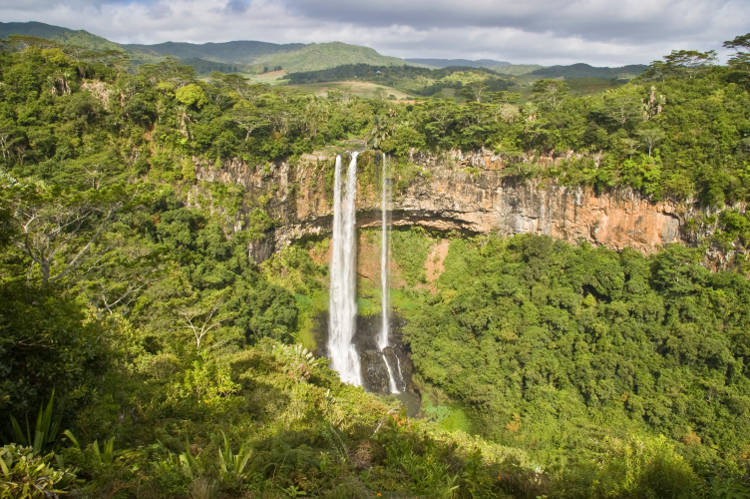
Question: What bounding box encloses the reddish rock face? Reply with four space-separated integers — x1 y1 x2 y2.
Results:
193 151 688 260
390 164 682 255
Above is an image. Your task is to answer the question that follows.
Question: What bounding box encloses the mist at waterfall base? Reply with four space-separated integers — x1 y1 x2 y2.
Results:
325 153 415 409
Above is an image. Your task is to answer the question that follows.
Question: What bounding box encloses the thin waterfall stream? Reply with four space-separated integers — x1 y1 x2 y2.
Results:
379 154 402 393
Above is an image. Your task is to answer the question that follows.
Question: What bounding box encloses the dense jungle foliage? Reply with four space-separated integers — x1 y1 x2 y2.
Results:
0 33 749 496
396 232 750 494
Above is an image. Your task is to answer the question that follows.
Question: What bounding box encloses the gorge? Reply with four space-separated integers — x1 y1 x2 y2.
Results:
195 149 697 398
3 30 749 496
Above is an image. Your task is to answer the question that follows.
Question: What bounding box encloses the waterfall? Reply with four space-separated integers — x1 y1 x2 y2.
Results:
328 153 362 386
328 152 405 393
378 153 390 352
379 154 402 394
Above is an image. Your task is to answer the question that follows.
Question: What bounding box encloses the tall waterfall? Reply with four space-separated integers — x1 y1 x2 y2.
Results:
328 153 362 386
379 154 401 394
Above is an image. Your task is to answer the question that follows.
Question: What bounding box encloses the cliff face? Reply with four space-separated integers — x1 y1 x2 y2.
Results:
194 151 689 261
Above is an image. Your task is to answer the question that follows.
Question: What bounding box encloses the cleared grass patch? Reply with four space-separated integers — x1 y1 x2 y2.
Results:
288 80 414 100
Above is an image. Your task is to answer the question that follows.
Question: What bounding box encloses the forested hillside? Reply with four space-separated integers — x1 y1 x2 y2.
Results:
285 63 514 98
122 40 305 65
0 21 121 52
1 32 749 497
529 62 647 79
0 22 417 76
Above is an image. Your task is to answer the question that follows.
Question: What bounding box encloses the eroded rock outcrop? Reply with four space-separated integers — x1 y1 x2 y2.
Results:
193 150 690 260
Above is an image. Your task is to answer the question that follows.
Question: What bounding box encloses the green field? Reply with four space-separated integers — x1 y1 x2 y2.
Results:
288 80 415 99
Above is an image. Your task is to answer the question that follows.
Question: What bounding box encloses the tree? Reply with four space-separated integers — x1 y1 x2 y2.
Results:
636 126 665 157
651 49 717 79
177 289 231 352
0 173 16 248
209 72 260 101
531 79 569 110
724 33 750 87
459 81 489 103
600 91 642 128
229 100 270 141
366 113 393 150
723 33 750 51
9 182 115 289
175 83 208 110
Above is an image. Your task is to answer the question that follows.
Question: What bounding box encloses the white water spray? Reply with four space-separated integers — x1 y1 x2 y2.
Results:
379 154 401 394
328 153 362 385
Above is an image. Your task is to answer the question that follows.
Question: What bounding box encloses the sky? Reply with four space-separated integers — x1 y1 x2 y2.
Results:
1 0 749 65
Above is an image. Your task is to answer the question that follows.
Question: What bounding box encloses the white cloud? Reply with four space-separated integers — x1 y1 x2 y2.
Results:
0 0 748 65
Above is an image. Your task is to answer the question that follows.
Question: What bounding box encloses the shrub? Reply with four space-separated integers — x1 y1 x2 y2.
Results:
0 444 76 498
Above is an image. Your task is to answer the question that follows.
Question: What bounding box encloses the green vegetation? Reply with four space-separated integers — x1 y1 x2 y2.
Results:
250 42 413 74
0 29 749 497
0 21 122 52
529 62 647 79
286 63 513 99
405 59 646 80
398 234 750 493
492 64 545 76
289 80 413 100
0 22 412 76
125 40 415 76
123 40 305 67
123 40 412 75
374 69 749 208
0 37 535 497
380 224 750 495
391 227 434 286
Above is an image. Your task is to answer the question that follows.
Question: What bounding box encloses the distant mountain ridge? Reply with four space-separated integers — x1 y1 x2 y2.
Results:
255 42 411 73
0 21 121 52
407 58 511 68
0 21 414 74
0 21 647 79
122 40 305 65
530 62 648 79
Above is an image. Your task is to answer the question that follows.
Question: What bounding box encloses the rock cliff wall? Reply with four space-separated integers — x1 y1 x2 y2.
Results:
194 151 691 261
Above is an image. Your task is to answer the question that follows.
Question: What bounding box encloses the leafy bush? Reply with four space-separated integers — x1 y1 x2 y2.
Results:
0 444 76 498
561 435 701 497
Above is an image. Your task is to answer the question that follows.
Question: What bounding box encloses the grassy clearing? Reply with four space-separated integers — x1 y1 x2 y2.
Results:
289 80 415 100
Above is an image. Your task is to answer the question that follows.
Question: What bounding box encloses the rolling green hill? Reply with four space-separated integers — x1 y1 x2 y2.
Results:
285 63 513 99
406 58 545 76
126 40 416 74
407 57 511 68
0 22 414 75
122 39 304 65
406 59 648 79
492 64 544 75
249 42 417 73
0 21 647 80
0 21 122 52
530 62 647 79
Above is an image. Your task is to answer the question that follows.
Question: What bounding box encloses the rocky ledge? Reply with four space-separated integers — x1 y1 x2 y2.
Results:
193 150 689 261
